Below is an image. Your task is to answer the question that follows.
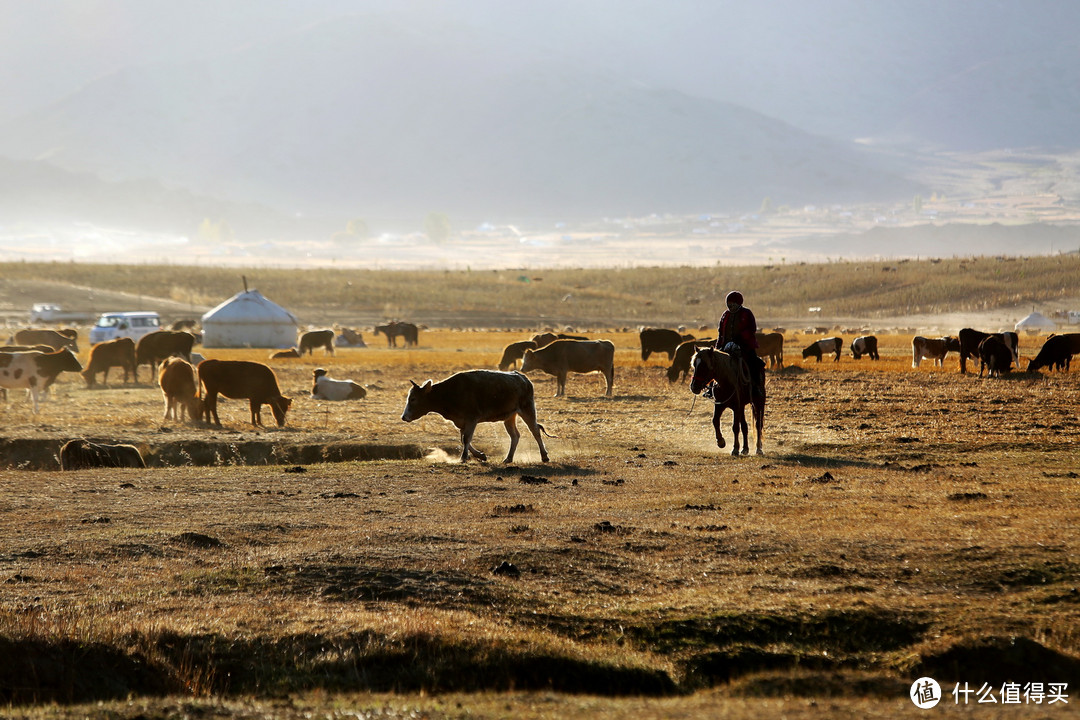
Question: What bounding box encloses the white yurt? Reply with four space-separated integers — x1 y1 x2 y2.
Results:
200 288 300 348
1014 311 1057 335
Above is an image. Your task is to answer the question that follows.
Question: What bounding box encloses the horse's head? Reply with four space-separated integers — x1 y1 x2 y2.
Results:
689 347 717 395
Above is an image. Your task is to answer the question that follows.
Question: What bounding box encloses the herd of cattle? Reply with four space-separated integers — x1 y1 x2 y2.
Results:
1 322 1078 468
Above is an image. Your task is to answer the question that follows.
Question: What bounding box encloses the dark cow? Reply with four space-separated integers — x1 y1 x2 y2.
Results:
0 349 83 413
912 336 961 368
374 321 419 347
850 335 879 360
82 337 137 387
337 328 367 347
311 368 367 400
59 439 145 470
498 340 538 371
135 331 195 383
198 359 292 427
755 332 784 368
667 338 715 383
298 329 335 356
1028 333 1080 373
159 356 202 422
529 332 583 348
958 328 1018 374
639 328 692 362
269 348 301 359
801 337 842 363
520 339 615 397
12 328 79 353
401 370 550 463
978 336 1013 378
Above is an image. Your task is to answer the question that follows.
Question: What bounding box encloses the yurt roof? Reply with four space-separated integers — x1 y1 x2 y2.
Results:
1014 311 1056 330
201 289 299 325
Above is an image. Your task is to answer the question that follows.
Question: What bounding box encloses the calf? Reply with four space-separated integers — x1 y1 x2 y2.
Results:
959 328 1018 374
135 331 195 383
755 331 784 368
159 356 202 422
198 359 292 427
639 328 691 361
1028 333 1080 373
401 370 550 463
82 337 137 387
520 339 615 397
269 348 301 359
801 337 842 363
912 336 960 368
498 340 538 371
60 439 145 470
0 348 82 413
978 336 1013 378
298 329 335 356
13 328 79 353
850 335 879 360
667 338 715 383
311 368 367 400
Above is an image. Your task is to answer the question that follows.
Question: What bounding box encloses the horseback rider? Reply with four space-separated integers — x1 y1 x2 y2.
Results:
715 291 766 398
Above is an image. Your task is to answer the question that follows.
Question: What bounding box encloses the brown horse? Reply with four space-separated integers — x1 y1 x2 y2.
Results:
689 347 765 456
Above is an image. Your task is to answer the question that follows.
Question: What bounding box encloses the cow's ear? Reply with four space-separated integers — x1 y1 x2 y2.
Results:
409 380 420 389
421 380 432 390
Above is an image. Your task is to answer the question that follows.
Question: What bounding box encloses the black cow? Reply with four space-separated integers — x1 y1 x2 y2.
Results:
1028 333 1080 373
639 327 692 361
958 328 1018 374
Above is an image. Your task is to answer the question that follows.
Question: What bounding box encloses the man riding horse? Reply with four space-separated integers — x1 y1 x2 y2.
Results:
715 291 765 399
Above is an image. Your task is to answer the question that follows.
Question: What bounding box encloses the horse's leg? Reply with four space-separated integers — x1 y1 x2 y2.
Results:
753 395 765 455
732 401 747 456
712 403 725 449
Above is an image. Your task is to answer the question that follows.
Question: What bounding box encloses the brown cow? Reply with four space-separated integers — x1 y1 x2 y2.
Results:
520 339 615 397
374 321 419 347
0 349 83 413
401 369 550 463
59 439 145 470
337 327 366 347
159 357 202 422
298 329 335 356
498 340 538 371
82 337 137 387
639 328 693 362
667 338 715 383
269 348 301 359
12 328 79 353
198 359 291 427
755 332 784 368
911 336 960 368
135 331 195 383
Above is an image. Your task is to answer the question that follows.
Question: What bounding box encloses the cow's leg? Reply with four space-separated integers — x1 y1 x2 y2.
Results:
459 422 486 462
249 400 263 426
518 406 551 463
555 373 566 397
29 387 41 414
502 416 521 463
605 364 614 397
712 403 725 450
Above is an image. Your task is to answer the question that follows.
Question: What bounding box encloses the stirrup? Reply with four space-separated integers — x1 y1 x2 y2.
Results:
702 384 715 400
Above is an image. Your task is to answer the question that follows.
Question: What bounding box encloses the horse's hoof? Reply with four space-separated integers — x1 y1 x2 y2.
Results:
717 439 726 449
730 448 740 457
741 448 749 456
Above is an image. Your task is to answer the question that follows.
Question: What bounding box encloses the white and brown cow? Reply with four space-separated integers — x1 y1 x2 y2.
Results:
850 335 879 360
520 339 615 397
801 337 842 363
911 336 960 368
311 368 367 400
0 348 83 413
59 439 146 470
401 369 550 464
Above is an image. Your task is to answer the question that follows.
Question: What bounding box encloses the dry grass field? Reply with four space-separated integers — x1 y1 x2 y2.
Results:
1 328 1079 718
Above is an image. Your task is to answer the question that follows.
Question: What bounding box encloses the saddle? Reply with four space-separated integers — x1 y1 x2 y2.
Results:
716 342 762 400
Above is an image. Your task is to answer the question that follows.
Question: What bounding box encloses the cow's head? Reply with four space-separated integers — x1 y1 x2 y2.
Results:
269 396 292 427
519 350 537 373
401 380 433 422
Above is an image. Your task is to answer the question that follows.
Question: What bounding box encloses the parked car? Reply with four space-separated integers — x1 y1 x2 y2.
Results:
88 311 162 344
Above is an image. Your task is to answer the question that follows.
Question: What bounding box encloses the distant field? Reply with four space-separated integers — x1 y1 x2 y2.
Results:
1 329 1078 718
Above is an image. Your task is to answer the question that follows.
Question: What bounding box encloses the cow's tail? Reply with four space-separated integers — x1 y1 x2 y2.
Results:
536 423 558 439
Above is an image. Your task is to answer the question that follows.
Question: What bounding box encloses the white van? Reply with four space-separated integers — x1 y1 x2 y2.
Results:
88 311 162 344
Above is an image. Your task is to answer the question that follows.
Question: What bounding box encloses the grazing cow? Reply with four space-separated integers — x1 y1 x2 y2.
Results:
298 329 335 356
755 332 785 368
82 337 137 387
135 331 195 383
850 335 879 360
530 332 558 348
158 356 202 422
498 340 538 371
911 336 961 368
198 359 292 427
12 328 79 353
667 338 716 383
958 328 1018 374
59 439 145 470
336 328 367 347
374 321 419 347
401 369 550 463
1028 333 1080 373
0 349 83 413
639 328 692 361
801 337 842 362
311 368 367 400
520 339 615 397
978 336 1013 378
269 348 301 359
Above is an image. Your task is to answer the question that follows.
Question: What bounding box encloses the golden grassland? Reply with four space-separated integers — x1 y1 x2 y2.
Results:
1 331 1079 718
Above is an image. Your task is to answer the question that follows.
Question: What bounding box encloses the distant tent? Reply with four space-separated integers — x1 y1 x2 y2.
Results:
1014 311 1057 334
200 289 299 348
